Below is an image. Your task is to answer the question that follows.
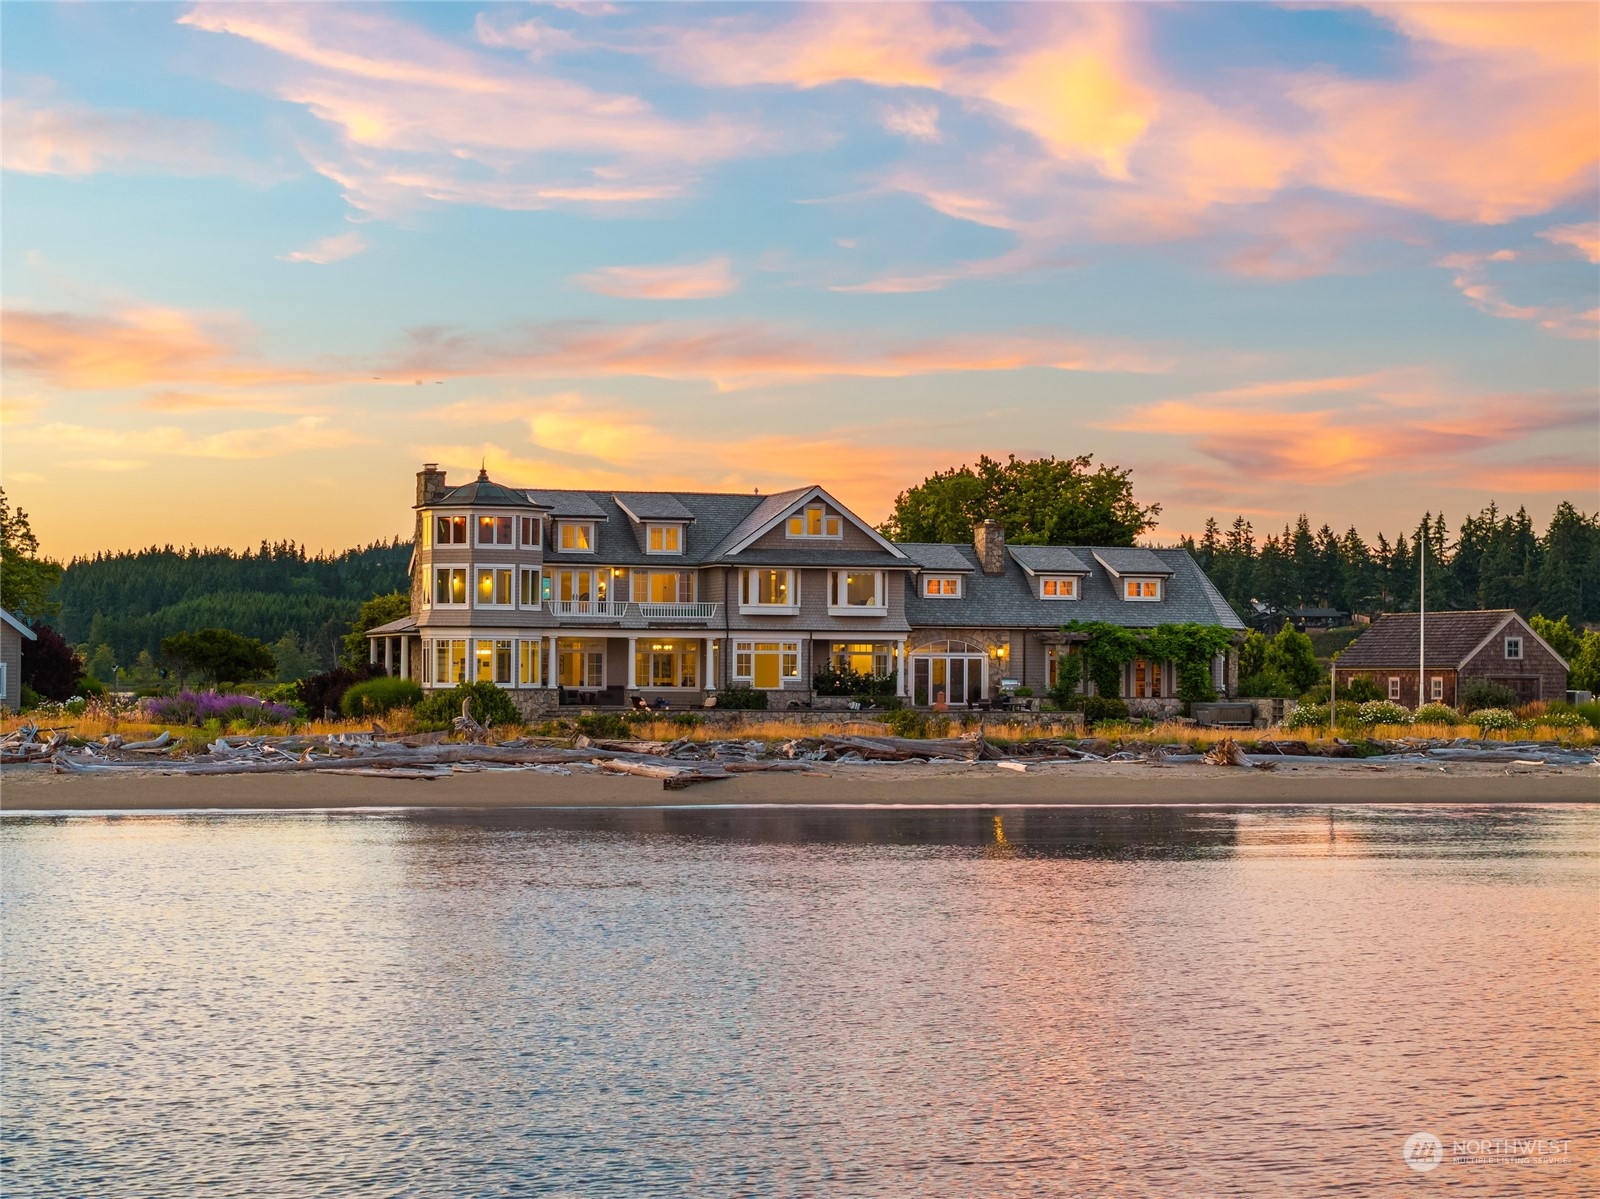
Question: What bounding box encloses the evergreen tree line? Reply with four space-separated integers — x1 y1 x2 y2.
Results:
1185 501 1600 627
55 540 413 673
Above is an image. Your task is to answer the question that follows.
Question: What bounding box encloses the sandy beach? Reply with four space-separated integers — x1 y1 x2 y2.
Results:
4 758 1596 810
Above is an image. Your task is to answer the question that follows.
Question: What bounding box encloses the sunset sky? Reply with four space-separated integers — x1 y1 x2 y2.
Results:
3 1 1597 560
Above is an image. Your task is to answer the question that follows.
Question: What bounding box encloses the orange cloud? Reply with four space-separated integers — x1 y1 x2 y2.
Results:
1438 250 1599 339
574 256 738 300
279 230 367 264
390 318 1170 389
1 90 234 177
1539 222 1600 264
11 416 361 461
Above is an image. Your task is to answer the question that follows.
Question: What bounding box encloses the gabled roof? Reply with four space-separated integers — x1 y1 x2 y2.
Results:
897 543 977 572
1 609 37 640
1334 610 1566 670
712 485 907 559
526 490 610 520
425 469 547 510
1092 547 1174 577
612 492 696 523
1008 546 1092 576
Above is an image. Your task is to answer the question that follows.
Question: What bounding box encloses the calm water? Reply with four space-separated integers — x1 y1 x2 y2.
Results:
3 804 1596 1197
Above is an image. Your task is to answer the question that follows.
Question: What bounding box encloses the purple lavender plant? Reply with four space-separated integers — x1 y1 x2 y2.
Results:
144 691 293 726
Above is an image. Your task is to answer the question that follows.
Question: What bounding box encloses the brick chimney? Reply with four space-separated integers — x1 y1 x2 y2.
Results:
974 518 1006 575
416 463 447 506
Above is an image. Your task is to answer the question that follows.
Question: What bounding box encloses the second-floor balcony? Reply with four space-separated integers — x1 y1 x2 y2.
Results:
546 600 721 622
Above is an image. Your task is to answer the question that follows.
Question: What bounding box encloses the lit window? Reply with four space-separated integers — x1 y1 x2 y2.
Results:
478 516 514 546
633 570 692 604
1041 577 1078 599
635 640 699 689
1124 578 1161 601
519 639 542 687
1388 677 1401 700
475 639 513 684
559 522 595 552
732 640 800 686
519 568 542 607
829 570 882 609
787 504 842 539
647 525 682 554
476 567 512 606
421 515 432 550
1505 637 1522 660
924 576 961 598
556 639 605 688
519 516 541 547
830 642 892 677
741 569 794 608
434 567 467 605
434 639 468 685
435 515 467 544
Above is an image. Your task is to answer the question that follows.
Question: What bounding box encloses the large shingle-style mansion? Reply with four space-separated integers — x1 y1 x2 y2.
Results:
366 464 1247 715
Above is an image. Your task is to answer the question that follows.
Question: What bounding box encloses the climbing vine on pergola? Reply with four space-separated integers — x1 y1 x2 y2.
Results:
1060 621 1237 703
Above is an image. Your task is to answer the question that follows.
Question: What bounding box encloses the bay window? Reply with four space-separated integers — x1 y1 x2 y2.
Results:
733 640 801 688
828 570 884 613
475 639 513 684
432 639 468 686
435 515 467 544
740 568 796 611
434 567 467 606
519 515 541 547
476 567 513 607
478 515 514 546
519 567 542 608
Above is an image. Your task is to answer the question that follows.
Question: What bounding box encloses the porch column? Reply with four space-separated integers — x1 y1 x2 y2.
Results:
896 640 907 696
369 637 378 665
400 636 410 681
627 637 637 689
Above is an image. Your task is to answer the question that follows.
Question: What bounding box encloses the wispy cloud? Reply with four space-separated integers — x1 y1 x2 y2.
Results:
880 101 942 144
573 256 737 300
1 87 237 178
278 230 367 265
1438 249 1599 339
1539 221 1600 264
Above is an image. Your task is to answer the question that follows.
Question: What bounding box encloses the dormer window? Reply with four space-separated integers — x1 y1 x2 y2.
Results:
647 524 683 554
478 516 514 546
436 515 467 544
558 521 595 552
1124 578 1162 601
787 504 842 539
923 575 962 598
1040 577 1078 599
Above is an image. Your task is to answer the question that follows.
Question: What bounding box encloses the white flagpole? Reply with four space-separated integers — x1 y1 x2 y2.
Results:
1418 527 1426 708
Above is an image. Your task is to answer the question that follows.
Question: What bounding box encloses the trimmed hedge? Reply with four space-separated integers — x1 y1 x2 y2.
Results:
340 677 424 717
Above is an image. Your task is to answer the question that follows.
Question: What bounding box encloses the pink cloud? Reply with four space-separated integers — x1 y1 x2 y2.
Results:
1539 221 1600 264
1438 249 1599 339
278 230 367 265
574 256 738 300
1 88 234 178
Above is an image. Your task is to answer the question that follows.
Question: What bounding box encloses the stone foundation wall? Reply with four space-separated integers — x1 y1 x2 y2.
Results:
507 689 560 721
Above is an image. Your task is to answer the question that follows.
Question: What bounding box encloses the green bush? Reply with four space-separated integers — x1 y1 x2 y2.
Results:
1285 701 1361 730
1013 687 1033 698
1536 710 1589 730
340 677 424 717
1263 622 1321 694
885 708 928 738
1059 694 1130 727
19 684 42 711
1471 707 1518 732
1340 675 1385 703
1459 679 1519 714
414 682 521 729
812 664 895 697
575 712 634 739
1238 670 1298 698
1413 702 1461 724
715 685 768 710
1357 700 1412 727
1575 701 1600 730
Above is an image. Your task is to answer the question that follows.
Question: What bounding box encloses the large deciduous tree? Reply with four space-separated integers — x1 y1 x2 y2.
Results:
0 488 62 622
160 628 276 687
880 454 1160 546
341 591 412 667
21 623 85 702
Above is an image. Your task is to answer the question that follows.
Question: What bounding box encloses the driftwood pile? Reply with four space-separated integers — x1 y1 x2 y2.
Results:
1 722 71 765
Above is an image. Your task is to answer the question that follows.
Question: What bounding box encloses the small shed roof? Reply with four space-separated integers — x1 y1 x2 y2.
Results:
1008 546 1092 576
612 492 696 523
1091 548 1174 578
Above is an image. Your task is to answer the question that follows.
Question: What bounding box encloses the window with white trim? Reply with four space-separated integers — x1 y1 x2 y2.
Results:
830 642 893 677
1430 676 1444 701
475 567 513 607
475 638 513 684
923 575 962 598
1 661 7 703
519 568 542 608
828 570 884 612
477 515 514 546
556 638 606 688
434 567 467 606
1504 636 1522 660
433 639 468 686
435 515 467 544
1388 676 1401 700
733 640 800 687
740 568 797 611
1123 578 1162 601
519 516 541 548
558 521 596 552
633 569 693 604
1040 576 1078 599
519 638 543 687
786 504 842 539
636 640 699 688
646 524 683 554
421 514 432 550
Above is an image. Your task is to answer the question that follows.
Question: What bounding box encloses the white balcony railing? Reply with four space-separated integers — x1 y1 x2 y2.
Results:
547 600 631 619
634 601 720 621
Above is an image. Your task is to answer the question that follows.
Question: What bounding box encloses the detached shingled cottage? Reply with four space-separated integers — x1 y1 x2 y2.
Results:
1333 610 1568 707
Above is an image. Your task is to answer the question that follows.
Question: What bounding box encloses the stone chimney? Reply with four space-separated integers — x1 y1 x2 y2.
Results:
416 463 447 506
974 518 1006 575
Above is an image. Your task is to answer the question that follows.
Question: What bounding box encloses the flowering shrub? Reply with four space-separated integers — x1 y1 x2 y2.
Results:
1357 700 1412 727
1412 703 1460 724
1470 707 1519 732
144 691 295 727
1536 710 1589 731
1285 701 1360 729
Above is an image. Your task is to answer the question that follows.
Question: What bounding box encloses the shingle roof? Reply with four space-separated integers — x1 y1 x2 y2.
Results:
897 543 977 572
612 492 696 523
708 486 817 556
1091 547 1174 577
540 490 767 566
430 470 547 509
367 615 418 636
1008 546 1091 575
1334 610 1540 669
899 544 1244 630
526 490 610 519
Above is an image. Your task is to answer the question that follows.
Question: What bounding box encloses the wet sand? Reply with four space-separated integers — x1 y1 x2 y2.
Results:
3 759 1596 810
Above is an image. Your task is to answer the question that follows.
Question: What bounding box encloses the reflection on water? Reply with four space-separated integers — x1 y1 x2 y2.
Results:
3 805 1595 1197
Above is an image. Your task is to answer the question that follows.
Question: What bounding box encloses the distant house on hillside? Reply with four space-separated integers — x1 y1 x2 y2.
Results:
1333 610 1567 707
1 609 37 711
1290 606 1346 631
